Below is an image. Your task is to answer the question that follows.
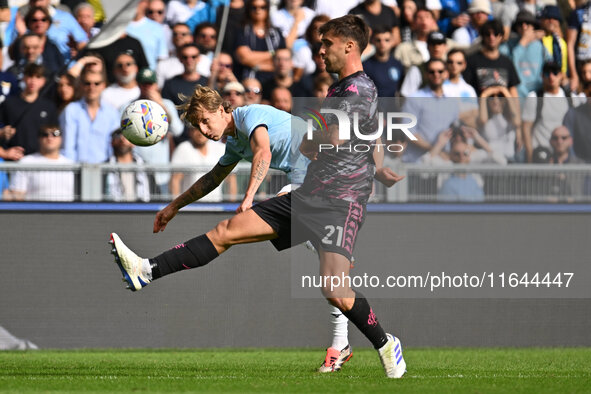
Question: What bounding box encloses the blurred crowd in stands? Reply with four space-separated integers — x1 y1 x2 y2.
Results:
0 0 590 202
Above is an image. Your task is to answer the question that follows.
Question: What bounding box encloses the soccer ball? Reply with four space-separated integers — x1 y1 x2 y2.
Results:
120 99 169 146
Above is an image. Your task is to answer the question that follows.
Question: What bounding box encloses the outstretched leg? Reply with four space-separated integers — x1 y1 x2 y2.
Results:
110 209 278 290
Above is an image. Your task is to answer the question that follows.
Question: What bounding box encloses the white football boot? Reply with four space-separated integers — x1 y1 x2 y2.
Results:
109 233 150 291
378 334 406 378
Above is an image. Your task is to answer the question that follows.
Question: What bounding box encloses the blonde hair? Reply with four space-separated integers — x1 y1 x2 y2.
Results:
179 85 233 127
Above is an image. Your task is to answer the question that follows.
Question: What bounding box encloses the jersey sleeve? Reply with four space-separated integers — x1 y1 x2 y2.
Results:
234 107 270 139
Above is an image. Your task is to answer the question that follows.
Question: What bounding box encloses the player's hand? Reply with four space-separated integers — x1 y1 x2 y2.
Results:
153 204 178 233
236 196 254 213
374 167 405 187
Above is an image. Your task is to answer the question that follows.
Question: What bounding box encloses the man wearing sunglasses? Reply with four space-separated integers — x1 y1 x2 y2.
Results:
522 61 576 163
157 23 194 88
126 0 168 71
162 43 209 106
401 58 461 162
60 68 119 163
2 125 74 201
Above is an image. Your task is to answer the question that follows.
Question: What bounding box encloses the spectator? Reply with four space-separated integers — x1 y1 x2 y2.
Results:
102 51 141 111
8 33 43 82
401 30 448 96
292 40 335 97
55 71 78 113
16 0 87 61
271 0 316 50
399 0 417 43
292 14 330 78
563 77 591 162
170 124 226 201
146 0 173 55
185 0 224 32
0 40 20 105
544 126 585 201
363 27 404 97
167 0 207 25
270 86 292 112
104 129 150 202
222 81 246 108
402 58 461 162
126 0 168 71
313 73 333 97
66 53 105 79
451 0 491 47
422 127 505 202
443 48 477 98
17 7 64 75
394 8 440 69
60 68 120 163
194 22 217 77
540 5 567 75
210 52 239 92
242 77 263 104
234 0 286 84
478 85 521 162
74 2 100 39
500 10 549 99
11 7 65 76
437 0 470 36
261 48 295 101
549 125 581 164
162 43 209 106
134 68 184 196
349 0 401 46
2 125 74 201
0 63 58 156
81 34 149 84
464 20 520 96
437 137 485 202
566 0 591 92
522 61 575 163
217 0 246 54
156 23 193 88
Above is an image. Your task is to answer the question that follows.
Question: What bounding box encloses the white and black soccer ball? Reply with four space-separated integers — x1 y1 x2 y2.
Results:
120 99 169 146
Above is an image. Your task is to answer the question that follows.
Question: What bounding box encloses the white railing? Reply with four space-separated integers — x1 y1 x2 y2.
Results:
1 162 591 203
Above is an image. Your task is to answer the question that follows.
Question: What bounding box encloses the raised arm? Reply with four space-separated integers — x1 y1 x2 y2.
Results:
153 161 238 233
236 126 273 213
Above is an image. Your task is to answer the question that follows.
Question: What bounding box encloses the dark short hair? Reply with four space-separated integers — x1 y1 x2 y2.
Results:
425 57 445 70
415 7 436 20
194 22 217 36
25 6 52 27
542 61 561 74
319 15 370 53
23 63 46 78
371 26 391 39
179 43 200 54
447 48 466 60
479 19 504 37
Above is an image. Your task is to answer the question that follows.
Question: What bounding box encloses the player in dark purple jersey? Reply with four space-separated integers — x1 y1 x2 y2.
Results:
108 15 406 378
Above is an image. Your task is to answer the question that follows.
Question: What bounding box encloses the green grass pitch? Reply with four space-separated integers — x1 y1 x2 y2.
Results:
0 348 590 393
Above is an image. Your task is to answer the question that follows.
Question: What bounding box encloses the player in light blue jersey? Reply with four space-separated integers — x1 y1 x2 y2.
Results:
146 85 400 373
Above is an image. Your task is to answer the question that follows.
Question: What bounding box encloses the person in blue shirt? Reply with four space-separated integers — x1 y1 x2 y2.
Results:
59 67 120 163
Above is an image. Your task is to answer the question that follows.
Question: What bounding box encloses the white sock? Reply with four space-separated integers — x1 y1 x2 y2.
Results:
142 258 152 280
329 305 349 350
